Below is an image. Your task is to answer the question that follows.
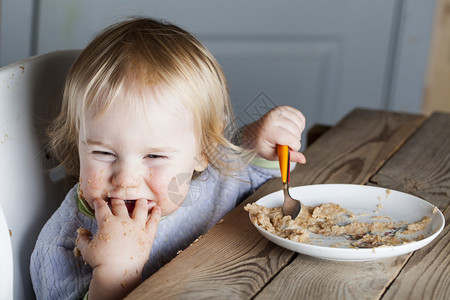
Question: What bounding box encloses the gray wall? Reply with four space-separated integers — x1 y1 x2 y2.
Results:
1 1 436 128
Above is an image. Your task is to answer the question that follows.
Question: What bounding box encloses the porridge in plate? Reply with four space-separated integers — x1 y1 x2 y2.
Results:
244 202 434 248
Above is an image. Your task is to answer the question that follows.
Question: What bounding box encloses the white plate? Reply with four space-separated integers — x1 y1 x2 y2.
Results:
250 184 445 261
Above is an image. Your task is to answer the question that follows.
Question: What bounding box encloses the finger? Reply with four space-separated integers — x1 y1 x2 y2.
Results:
109 198 129 217
290 151 306 164
93 198 113 223
281 105 305 125
273 106 306 132
285 106 306 129
269 129 301 152
267 110 304 143
75 227 93 259
132 199 155 221
145 206 161 234
272 119 302 141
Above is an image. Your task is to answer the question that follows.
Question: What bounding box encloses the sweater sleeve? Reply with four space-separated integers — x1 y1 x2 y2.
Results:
30 185 94 300
235 156 297 206
194 157 285 227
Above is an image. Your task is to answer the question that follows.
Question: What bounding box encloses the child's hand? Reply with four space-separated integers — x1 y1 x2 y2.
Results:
241 105 306 164
75 198 161 299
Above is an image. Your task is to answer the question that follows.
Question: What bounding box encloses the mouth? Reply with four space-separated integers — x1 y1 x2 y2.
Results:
106 198 154 215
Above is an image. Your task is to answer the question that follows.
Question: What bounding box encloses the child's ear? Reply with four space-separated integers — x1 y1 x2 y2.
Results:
194 153 208 172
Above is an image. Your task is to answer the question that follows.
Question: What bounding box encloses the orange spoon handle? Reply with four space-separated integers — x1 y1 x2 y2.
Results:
277 145 290 184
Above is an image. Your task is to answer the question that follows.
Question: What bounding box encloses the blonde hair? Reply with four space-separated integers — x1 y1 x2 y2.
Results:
48 17 251 179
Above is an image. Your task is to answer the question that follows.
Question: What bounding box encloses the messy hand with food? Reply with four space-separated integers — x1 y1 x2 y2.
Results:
241 105 306 164
75 198 161 300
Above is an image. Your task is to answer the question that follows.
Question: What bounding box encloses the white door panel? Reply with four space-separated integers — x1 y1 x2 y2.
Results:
32 0 398 128
203 38 341 127
1 0 434 131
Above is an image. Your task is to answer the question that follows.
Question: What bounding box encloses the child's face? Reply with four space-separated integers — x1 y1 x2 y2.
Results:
78 86 206 217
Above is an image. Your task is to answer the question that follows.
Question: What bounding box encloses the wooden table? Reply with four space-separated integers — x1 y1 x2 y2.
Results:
126 108 450 300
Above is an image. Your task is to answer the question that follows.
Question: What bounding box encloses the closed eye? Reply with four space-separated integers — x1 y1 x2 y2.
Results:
92 151 116 158
146 154 167 159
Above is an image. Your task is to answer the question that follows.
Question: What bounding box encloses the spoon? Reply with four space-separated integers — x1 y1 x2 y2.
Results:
277 144 305 219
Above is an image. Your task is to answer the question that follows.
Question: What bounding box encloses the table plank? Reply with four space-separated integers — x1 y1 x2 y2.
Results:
370 112 450 211
382 206 450 300
367 112 450 300
255 113 450 300
255 255 411 300
125 109 425 300
289 108 426 187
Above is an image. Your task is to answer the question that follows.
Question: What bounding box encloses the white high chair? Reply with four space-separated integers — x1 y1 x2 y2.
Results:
0 50 81 300
0 203 13 300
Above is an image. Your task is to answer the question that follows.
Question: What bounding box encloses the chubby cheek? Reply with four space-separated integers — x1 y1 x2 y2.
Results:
147 168 192 216
79 168 107 209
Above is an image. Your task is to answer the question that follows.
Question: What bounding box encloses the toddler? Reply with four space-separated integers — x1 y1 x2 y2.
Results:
30 17 306 300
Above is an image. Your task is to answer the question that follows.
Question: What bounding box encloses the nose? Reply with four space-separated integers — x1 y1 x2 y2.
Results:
112 161 139 189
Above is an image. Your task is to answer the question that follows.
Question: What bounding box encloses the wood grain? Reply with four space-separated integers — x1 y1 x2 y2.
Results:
255 255 411 300
256 112 450 300
125 109 426 300
382 206 450 300
289 108 426 187
370 112 450 211
368 113 450 300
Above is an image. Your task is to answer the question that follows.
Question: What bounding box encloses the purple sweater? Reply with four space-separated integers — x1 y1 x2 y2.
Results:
30 162 280 299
